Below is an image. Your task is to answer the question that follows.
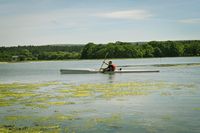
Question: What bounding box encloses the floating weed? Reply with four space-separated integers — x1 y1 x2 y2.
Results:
161 115 172 121
193 107 200 111
1 81 196 108
0 82 58 90
68 82 163 99
4 92 37 98
53 114 76 121
94 114 121 124
161 92 172 96
0 81 60 90
26 96 50 103
170 83 196 90
25 103 49 109
0 127 8 133
102 91 148 99
0 82 63 107
57 88 72 93
0 125 61 133
2 113 77 132
0 101 11 106
73 91 92 97
1 81 198 132
71 109 97 114
153 63 200 68
83 114 121 130
21 94 74 109
83 120 97 130
38 113 78 122
5 115 30 121
47 101 75 106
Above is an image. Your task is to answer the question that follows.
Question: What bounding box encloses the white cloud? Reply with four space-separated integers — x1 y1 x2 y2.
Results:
179 18 200 24
96 10 153 20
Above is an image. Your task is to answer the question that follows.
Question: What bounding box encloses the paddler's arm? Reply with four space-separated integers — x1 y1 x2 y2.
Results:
103 61 108 65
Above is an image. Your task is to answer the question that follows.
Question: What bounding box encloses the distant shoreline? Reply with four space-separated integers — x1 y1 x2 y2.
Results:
1 56 199 64
1 40 199 62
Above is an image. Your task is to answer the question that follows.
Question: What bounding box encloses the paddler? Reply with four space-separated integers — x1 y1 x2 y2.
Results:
103 61 116 72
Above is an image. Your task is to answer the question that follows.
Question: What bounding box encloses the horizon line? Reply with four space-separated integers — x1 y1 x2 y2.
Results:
1 39 200 47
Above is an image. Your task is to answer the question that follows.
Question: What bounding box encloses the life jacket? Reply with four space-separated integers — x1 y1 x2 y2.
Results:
108 64 116 71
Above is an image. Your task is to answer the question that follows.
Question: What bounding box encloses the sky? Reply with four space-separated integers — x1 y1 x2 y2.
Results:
0 0 200 46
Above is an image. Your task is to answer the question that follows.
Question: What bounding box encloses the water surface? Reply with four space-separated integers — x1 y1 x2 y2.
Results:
0 57 200 133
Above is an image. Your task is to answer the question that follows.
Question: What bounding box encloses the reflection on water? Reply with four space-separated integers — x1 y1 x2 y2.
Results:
108 74 115 83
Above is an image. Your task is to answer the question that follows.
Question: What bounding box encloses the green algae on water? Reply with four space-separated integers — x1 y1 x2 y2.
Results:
0 125 61 133
0 81 197 109
94 114 121 124
0 82 62 107
0 80 199 133
193 107 200 111
47 101 75 106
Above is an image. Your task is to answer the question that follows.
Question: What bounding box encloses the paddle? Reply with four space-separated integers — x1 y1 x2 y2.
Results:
99 52 109 71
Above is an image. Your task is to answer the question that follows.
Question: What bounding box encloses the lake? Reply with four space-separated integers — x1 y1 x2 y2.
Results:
0 57 200 133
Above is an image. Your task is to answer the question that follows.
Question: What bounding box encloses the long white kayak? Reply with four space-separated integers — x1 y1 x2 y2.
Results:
60 69 159 74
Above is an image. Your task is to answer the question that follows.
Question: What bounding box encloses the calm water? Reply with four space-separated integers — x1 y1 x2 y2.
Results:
0 57 200 133
0 57 200 84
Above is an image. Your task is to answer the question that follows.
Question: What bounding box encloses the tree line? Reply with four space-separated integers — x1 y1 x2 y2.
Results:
81 40 200 59
0 40 199 62
0 45 83 62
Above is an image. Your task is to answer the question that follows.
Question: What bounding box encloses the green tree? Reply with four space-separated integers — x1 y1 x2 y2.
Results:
153 47 162 57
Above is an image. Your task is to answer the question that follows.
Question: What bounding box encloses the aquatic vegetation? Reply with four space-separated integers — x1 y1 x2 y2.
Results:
35 113 78 122
94 114 121 124
160 92 172 96
5 116 30 121
153 63 200 68
50 114 77 121
0 125 61 133
0 101 11 106
67 82 167 99
1 81 196 109
73 91 92 97
0 81 199 132
0 81 59 90
83 114 122 130
47 101 75 106
161 115 172 121
25 103 49 109
0 82 62 107
1 113 78 132
193 107 200 111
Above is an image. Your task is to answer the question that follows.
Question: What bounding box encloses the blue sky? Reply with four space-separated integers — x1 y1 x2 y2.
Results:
0 0 200 46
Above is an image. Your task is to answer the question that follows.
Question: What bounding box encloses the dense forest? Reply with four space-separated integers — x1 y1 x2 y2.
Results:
81 40 200 59
0 45 83 62
0 40 200 62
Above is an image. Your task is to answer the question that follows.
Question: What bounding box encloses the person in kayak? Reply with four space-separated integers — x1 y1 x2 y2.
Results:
103 61 116 72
